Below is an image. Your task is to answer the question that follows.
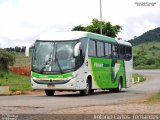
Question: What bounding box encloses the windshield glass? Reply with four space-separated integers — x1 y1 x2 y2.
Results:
32 41 77 74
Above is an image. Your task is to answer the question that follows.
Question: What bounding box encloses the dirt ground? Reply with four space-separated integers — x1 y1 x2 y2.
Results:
23 90 160 114
54 101 160 114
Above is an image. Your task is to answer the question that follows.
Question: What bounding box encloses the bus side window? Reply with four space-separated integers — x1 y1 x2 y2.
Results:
119 45 125 59
105 42 112 58
112 44 118 58
88 40 96 57
97 41 104 57
125 46 132 60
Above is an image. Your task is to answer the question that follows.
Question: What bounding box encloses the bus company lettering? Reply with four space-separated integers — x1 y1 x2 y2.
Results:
94 62 109 68
94 62 103 67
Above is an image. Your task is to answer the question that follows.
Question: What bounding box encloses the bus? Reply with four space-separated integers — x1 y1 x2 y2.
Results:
26 31 132 96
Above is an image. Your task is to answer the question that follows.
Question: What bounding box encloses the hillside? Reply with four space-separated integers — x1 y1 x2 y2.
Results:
133 41 160 69
129 27 160 46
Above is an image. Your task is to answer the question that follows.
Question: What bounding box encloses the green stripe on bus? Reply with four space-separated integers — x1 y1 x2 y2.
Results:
32 72 73 79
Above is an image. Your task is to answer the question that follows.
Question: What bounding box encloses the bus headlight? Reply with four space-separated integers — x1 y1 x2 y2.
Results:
32 77 40 81
72 73 78 78
63 73 78 81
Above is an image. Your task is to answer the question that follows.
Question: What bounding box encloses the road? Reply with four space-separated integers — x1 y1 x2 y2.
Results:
0 70 160 115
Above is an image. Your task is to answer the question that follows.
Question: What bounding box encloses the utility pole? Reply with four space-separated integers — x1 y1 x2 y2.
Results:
100 0 102 35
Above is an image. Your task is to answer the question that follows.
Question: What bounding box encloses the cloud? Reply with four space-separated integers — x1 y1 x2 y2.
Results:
0 0 160 48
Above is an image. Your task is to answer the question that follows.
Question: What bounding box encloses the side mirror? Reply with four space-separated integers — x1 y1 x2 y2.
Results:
74 42 81 57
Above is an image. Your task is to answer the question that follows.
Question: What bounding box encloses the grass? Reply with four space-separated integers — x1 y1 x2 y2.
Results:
134 65 160 69
0 72 31 91
13 52 31 67
132 74 145 83
147 91 160 104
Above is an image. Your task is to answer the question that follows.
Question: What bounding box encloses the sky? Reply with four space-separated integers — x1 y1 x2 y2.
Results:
0 0 160 48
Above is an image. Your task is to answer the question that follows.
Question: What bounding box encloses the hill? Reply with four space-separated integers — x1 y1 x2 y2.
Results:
129 27 160 46
133 41 160 69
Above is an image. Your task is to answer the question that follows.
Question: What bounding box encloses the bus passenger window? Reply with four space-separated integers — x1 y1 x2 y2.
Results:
88 40 96 57
125 47 132 60
119 45 125 59
112 44 118 58
97 41 104 57
105 43 111 58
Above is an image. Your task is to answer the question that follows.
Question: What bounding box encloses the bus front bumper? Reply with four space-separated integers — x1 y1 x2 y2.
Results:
31 77 86 90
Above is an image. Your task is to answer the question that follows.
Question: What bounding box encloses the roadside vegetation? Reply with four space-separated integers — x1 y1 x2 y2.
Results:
0 49 15 71
0 49 31 93
133 42 160 69
147 91 160 104
0 72 31 91
132 74 145 83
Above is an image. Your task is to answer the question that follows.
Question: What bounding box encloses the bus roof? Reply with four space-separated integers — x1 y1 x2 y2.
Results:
38 31 87 41
116 39 132 46
38 31 131 46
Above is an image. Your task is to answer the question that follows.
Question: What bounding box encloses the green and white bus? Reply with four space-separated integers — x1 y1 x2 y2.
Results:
27 31 132 96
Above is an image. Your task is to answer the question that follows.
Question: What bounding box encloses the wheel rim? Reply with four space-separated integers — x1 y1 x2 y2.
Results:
86 83 89 94
118 81 122 91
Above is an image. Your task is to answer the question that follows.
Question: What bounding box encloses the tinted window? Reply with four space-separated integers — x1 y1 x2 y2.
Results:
125 46 132 60
119 45 125 59
112 44 119 58
97 41 104 57
88 40 96 56
105 42 112 58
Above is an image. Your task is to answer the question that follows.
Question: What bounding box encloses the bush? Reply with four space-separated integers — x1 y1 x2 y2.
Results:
155 57 160 67
133 55 146 66
145 58 155 65
0 72 5 78
0 49 15 71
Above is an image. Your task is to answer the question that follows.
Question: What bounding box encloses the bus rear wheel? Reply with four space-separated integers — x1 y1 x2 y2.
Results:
109 78 122 93
45 90 55 96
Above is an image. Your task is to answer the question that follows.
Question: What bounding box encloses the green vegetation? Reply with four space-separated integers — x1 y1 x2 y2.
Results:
72 18 122 38
0 72 31 91
130 27 160 46
0 49 15 71
147 91 160 104
132 74 145 83
133 42 160 69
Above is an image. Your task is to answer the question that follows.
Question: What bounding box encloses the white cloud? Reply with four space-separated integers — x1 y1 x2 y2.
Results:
0 0 160 48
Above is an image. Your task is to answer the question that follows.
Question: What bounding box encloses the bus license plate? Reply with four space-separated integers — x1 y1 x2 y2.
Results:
47 84 55 88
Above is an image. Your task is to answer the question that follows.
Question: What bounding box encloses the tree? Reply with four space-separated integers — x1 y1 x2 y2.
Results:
0 49 15 71
72 25 85 31
15 46 21 52
72 18 122 38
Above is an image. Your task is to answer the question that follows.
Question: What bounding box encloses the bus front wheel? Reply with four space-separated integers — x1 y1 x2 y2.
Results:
80 80 91 96
45 90 55 96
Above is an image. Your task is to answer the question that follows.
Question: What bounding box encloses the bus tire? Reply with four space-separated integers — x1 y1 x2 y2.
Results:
45 90 55 96
109 77 122 93
90 89 94 94
80 80 91 96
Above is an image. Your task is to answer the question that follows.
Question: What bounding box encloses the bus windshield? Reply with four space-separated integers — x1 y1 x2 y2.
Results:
32 41 77 74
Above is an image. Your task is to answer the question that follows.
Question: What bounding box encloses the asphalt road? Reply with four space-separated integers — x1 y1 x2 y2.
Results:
0 70 160 114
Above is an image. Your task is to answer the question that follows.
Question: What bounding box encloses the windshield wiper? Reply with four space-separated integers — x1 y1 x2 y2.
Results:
40 52 52 73
55 44 63 74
